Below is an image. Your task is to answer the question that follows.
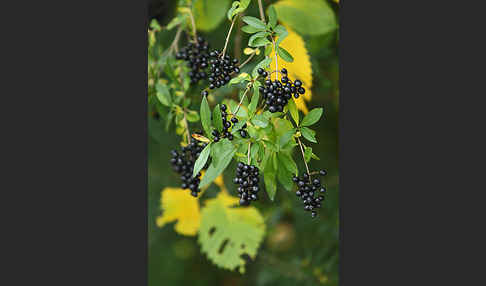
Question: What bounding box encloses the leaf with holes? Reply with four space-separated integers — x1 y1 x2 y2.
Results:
198 191 266 273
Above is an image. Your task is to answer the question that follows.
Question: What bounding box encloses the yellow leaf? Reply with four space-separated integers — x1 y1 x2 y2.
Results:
156 174 225 236
270 25 313 113
156 187 201 236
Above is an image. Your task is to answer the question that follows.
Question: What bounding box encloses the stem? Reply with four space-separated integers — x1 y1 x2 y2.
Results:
183 109 192 144
272 37 279 81
239 52 256 69
258 0 266 23
221 16 237 58
247 141 251 164
297 137 311 182
187 9 198 42
232 86 251 116
170 26 183 53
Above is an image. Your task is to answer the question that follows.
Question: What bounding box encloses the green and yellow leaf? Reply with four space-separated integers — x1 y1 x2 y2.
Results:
198 191 266 273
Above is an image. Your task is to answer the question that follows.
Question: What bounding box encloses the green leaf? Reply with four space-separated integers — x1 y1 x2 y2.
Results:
277 46 294 62
277 152 298 175
263 152 277 200
251 114 268 128
252 58 272 78
193 143 211 178
199 140 236 188
288 98 299 125
250 37 271 47
279 128 295 148
193 0 231 31
304 145 312 162
277 159 293 191
273 0 337 36
301 107 323 126
242 16 266 30
198 192 265 273
274 25 288 46
186 110 200 122
155 83 172 106
241 25 264 33
200 96 212 137
213 104 224 132
248 81 261 117
166 14 187 30
227 1 239 21
250 143 260 164
265 44 273 56
229 72 251 86
150 19 162 31
267 5 277 28
300 127 317 143
248 31 269 47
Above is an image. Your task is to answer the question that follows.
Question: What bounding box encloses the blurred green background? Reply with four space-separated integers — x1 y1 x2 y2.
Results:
148 0 339 285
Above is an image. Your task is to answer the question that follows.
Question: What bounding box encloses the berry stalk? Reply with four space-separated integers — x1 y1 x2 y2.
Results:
297 136 311 183
232 85 251 116
221 16 237 59
271 38 279 81
258 0 266 23
187 9 198 42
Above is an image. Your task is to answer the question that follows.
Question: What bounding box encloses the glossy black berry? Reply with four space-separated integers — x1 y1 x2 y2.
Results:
201 90 208 96
319 170 327 176
257 68 264 75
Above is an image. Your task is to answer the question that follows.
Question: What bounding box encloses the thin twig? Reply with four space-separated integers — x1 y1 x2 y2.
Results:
221 16 237 58
170 26 183 53
272 37 279 80
258 0 266 23
232 86 251 116
247 141 251 165
297 137 311 182
239 52 256 69
183 109 192 144
187 9 198 42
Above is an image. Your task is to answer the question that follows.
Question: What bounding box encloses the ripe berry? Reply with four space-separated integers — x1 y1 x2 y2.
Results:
257 68 264 75
319 170 327 176
281 68 287 74
294 79 302 87
201 90 208 96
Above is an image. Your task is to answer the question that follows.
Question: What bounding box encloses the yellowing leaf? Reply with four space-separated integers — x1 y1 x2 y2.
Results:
156 187 201 236
198 191 265 273
156 173 224 236
270 25 313 113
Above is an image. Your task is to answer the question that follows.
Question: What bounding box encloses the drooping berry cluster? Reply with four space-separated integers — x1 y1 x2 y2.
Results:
207 51 240 90
175 36 210 85
170 138 209 197
293 170 327 218
233 162 260 206
257 68 306 113
211 104 249 142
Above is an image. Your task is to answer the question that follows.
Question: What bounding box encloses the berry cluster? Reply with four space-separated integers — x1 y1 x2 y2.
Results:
293 170 327 218
207 51 240 90
170 138 209 197
233 162 260 206
211 104 249 142
257 68 306 113
175 36 210 85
